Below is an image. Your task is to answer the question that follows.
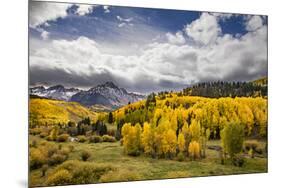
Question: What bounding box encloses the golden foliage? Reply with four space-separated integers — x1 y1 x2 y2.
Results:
188 141 200 160
29 98 97 126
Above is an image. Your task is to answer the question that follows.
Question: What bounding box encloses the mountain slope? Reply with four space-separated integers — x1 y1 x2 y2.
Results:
29 97 97 126
30 85 80 101
252 77 268 86
70 82 145 108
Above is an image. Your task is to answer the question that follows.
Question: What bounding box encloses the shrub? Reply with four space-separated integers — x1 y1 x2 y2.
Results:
58 148 70 156
244 140 259 151
30 140 37 148
81 150 91 161
248 148 254 158
107 129 116 137
102 135 116 142
221 121 244 159
39 132 49 138
89 135 102 143
45 169 72 186
99 169 141 183
41 164 48 177
49 126 59 141
30 128 41 135
52 160 115 184
57 134 69 142
30 148 46 169
177 152 185 162
77 135 87 143
49 153 67 166
44 143 59 157
255 145 264 155
68 145 74 152
188 141 200 160
232 155 245 167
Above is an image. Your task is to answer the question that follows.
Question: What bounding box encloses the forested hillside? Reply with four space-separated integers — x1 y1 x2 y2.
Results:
182 78 267 98
29 97 97 127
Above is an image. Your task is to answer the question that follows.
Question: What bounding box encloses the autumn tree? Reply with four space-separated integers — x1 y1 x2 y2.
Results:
121 123 141 156
177 132 185 153
188 141 200 160
141 122 156 157
221 121 244 160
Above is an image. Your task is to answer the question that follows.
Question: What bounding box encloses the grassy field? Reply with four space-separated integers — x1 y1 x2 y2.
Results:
29 135 267 187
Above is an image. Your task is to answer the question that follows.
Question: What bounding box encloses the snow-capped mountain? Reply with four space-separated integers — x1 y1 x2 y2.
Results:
70 82 145 107
30 85 81 101
30 82 145 108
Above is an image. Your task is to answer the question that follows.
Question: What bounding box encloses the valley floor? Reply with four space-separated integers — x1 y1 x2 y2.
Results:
29 135 267 187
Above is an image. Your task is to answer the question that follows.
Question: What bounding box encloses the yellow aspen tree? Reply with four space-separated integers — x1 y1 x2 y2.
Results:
177 132 186 153
141 122 155 155
165 129 177 158
188 141 200 160
189 120 201 142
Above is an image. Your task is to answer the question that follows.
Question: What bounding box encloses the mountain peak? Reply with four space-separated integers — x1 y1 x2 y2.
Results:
48 85 65 90
99 81 118 88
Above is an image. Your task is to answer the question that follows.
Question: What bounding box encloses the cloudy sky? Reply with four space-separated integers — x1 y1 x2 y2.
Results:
29 1 267 94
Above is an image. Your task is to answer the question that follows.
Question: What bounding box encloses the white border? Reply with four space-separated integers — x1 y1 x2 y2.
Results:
1 0 280 188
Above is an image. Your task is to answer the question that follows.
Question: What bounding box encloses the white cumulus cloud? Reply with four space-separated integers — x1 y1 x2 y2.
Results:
40 30 49 40
166 31 186 45
185 13 221 45
245 15 263 31
75 4 95 16
29 1 71 28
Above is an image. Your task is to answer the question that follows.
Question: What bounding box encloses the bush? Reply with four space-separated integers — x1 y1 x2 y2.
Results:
58 148 70 156
51 160 115 184
30 128 41 135
77 135 87 143
177 152 185 162
244 140 264 155
102 135 116 142
49 153 67 166
89 135 102 143
30 140 37 148
221 121 244 159
45 169 72 186
255 145 264 155
39 132 49 138
188 141 200 160
248 148 254 158
107 129 116 137
81 150 91 161
30 148 46 170
68 145 74 152
244 140 259 151
41 164 48 177
44 143 59 157
99 169 141 183
57 134 69 142
232 155 245 167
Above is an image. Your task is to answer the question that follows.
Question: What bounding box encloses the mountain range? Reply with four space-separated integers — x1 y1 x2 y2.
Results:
30 82 145 109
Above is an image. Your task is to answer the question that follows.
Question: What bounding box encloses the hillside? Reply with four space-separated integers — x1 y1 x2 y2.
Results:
182 79 267 98
29 97 97 126
252 77 268 86
113 93 268 138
